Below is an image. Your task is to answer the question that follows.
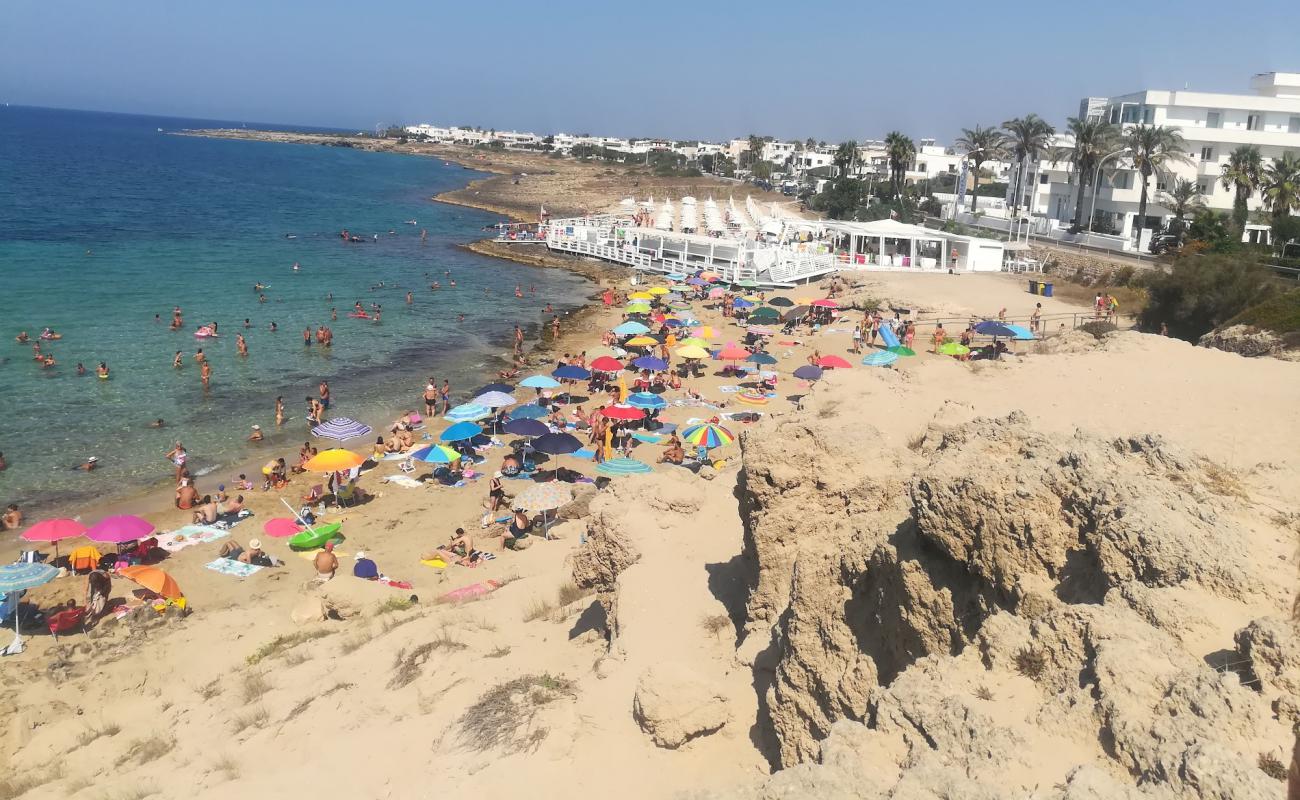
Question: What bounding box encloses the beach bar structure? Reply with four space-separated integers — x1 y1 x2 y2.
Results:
818 219 1007 272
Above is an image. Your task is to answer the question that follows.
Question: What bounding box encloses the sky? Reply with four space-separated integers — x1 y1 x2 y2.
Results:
4 0 1300 144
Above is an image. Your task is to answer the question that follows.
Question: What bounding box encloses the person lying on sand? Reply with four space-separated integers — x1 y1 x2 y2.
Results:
239 539 277 567
423 528 479 566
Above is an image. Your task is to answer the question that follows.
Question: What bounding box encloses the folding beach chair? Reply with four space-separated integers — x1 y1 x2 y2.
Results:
301 484 324 503
47 607 87 641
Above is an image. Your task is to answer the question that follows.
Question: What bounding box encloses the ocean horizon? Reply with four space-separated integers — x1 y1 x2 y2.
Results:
0 106 592 517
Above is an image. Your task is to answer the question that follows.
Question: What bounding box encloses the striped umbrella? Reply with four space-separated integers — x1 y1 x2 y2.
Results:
474 391 516 408
410 444 462 464
680 423 734 449
311 417 373 441
627 392 667 410
0 561 59 650
862 351 899 367
596 457 654 476
445 403 491 422
734 392 769 406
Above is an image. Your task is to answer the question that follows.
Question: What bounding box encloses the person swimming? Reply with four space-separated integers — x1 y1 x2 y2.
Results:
96 362 109 379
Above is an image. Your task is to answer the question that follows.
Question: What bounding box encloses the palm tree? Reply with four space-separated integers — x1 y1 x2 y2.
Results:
1262 152 1300 219
883 131 915 199
1126 125 1189 240
1219 145 1264 231
1002 114 1056 218
747 134 765 169
954 125 1009 213
1052 117 1121 230
833 140 858 177
1156 178 1205 240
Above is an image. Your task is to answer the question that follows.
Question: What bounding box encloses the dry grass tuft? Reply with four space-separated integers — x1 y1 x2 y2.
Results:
63 774 93 795
240 671 271 704
0 766 65 800
700 614 731 639
76 721 122 747
389 633 466 690
284 681 354 723
211 753 241 781
487 646 512 659
375 596 413 616
1013 647 1048 681
283 650 311 667
196 679 223 700
557 581 590 608
974 685 995 701
231 705 269 735
127 737 174 765
906 431 927 451
245 628 332 666
523 596 558 623
457 674 576 754
1258 751 1287 781
339 628 375 655
1199 458 1248 499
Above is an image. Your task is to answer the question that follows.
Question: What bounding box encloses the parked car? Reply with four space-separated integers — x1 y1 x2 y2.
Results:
1149 232 1182 255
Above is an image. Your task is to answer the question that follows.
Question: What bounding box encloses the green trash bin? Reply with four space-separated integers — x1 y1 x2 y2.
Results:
1028 279 1039 294
1041 282 1054 297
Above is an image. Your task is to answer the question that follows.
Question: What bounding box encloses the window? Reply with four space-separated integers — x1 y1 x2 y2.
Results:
1196 179 1211 195
1039 173 1049 184
1290 117 1300 134
1121 104 1140 124
1109 106 1120 124
1142 107 1154 124
1206 111 1221 128
1156 178 1168 191
1200 146 1214 162
1247 114 1262 131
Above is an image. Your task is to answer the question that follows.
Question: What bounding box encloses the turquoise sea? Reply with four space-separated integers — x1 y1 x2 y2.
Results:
0 106 591 515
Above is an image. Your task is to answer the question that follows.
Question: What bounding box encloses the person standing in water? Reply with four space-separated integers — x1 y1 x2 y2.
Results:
303 327 312 347
319 380 331 411
200 360 212 389
406 291 413 305
275 396 285 426
236 333 248 357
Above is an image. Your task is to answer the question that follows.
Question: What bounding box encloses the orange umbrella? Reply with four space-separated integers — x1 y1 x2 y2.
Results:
118 566 184 599
304 448 366 472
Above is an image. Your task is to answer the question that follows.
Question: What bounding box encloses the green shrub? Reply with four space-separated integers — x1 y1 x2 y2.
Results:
1225 288 1300 334
1136 255 1280 341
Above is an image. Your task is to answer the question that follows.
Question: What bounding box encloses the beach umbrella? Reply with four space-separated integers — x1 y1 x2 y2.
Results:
676 344 709 360
647 286 669 295
707 287 726 299
661 318 685 328
589 356 624 373
768 297 795 307
474 391 516 408
1004 324 1035 340
793 365 823 381
973 321 1017 338
736 279 759 289
596 457 654 477
686 277 707 286
717 342 751 361
612 321 650 336
507 404 550 420
734 392 770 406
118 566 183 600
862 351 899 367
700 272 720 282
679 337 708 348
445 403 491 422
746 326 776 337
938 342 971 357
86 515 155 544
732 298 754 309
21 518 87 560
817 355 852 369
627 392 667 410
628 291 654 301
601 404 645 421
626 303 652 314
311 417 372 441
504 418 549 437
0 561 58 653
410 444 462 463
532 432 582 455
263 518 304 538
681 423 734 449
691 326 717 338
632 356 668 371
668 303 693 312
747 352 778 365
811 299 839 308
667 273 687 281
440 421 484 442
886 345 916 357
474 382 514 396
782 306 810 322
304 448 366 472
514 482 574 538
519 374 562 389
552 364 591 381
750 307 781 321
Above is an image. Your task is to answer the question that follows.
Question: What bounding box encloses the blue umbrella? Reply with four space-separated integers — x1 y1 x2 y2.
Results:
533 432 582 455
661 319 685 328
508 405 550 420
519 374 561 389
445 403 491 422
746 352 778 365
596 457 654 476
666 273 686 281
552 364 591 381
440 421 484 442
686 277 707 286
732 298 754 309
474 383 514 396
0 561 58 651
973 321 1017 338
409 444 462 464
1004 324 1035 340
632 356 668 371
504 418 550 437
862 351 899 367
627 392 667 410
793 365 823 381
612 321 650 336
311 417 373 441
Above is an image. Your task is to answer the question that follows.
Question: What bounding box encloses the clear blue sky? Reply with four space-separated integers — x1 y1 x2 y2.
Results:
4 0 1298 143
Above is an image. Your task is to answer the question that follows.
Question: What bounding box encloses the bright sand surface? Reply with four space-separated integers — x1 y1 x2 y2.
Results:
2 268 1298 798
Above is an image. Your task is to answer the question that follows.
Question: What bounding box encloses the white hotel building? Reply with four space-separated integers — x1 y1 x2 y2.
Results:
1039 72 1300 242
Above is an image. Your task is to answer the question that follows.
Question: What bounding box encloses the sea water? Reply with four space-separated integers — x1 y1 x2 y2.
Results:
0 106 591 514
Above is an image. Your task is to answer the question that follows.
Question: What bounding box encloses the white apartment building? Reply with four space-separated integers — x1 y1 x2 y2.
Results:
1043 71 1300 242
760 140 797 164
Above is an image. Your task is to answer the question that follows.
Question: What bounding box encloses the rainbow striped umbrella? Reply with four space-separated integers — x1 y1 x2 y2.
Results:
680 423 734 449
410 444 462 464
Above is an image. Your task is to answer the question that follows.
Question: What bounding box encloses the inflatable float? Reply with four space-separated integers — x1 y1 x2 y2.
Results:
288 522 343 551
194 327 218 338
347 312 370 319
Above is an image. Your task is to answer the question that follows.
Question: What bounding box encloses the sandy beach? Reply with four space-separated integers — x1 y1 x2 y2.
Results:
3 141 1299 800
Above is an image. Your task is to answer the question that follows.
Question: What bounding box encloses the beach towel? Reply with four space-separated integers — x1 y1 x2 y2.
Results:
159 525 230 553
204 558 265 578
296 548 350 561
717 386 741 393
377 577 413 590
437 579 502 604
574 448 596 459
381 453 409 461
420 557 449 569
381 474 424 489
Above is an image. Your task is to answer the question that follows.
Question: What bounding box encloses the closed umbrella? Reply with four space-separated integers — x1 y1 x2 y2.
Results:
445 403 491 422
1 562 59 653
519 374 562 389
311 417 373 441
86 515 155 545
440 421 484 442
118 566 183 600
304 449 366 472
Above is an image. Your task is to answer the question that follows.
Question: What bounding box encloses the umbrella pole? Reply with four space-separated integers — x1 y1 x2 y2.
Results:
279 498 319 536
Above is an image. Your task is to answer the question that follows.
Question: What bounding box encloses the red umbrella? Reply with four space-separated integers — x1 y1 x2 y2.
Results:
589 356 624 373
602 404 645 421
817 355 853 369
716 342 751 361
263 518 304 538
21 518 87 559
86 515 156 544
811 299 839 308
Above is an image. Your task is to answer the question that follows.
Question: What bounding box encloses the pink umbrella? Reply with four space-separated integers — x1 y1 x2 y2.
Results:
707 287 725 299
717 342 751 361
21 518 88 559
263 518 304 538
817 355 853 369
86 515 156 544
811 299 839 308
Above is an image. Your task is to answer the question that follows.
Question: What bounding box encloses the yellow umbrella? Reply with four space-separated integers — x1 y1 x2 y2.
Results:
676 344 709 359
691 326 717 338
628 292 653 300
303 449 366 472
647 287 669 295
625 336 658 347
680 337 708 348
618 374 628 403
795 297 814 305
741 295 761 302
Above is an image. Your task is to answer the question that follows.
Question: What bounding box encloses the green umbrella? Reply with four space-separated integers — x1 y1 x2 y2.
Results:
887 345 916 357
749 307 781 321
938 342 970 356
626 303 651 314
